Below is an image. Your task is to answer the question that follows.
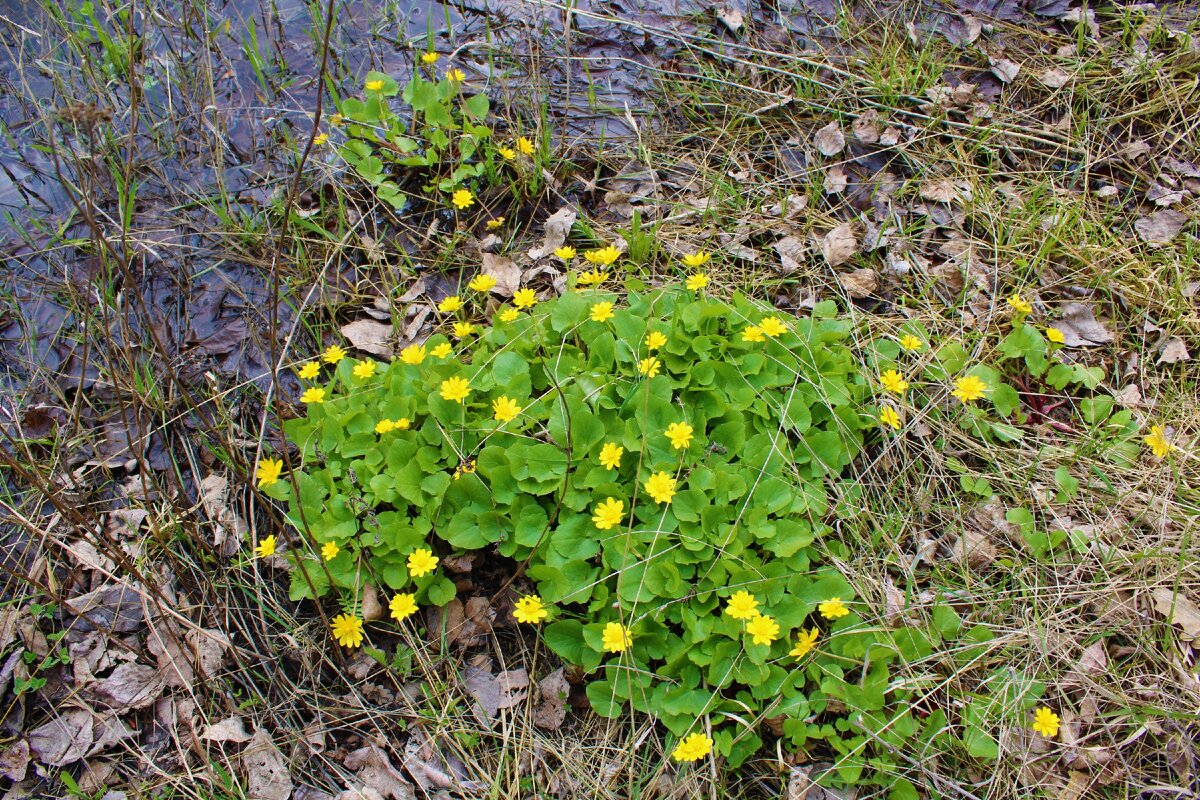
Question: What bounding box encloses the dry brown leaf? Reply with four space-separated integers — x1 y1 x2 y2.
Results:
990 58 1021 83
1054 303 1114 346
200 474 247 557
28 708 93 767
1157 337 1190 364
1113 384 1142 407
852 110 881 143
532 668 569 730
823 165 848 195
339 319 394 358
1057 770 1091 800
1076 640 1108 676
0 739 30 782
717 2 744 33
820 223 859 267
813 122 845 157
202 716 253 744
920 179 969 204
1134 210 1187 245
343 745 415 800
464 665 529 723
481 253 522 298
526 207 577 260
838 269 878 299
1149 587 1200 641
0 607 19 652
242 729 293 800
64 540 116 572
90 662 166 710
773 236 810 274
362 585 383 622
1039 67 1071 88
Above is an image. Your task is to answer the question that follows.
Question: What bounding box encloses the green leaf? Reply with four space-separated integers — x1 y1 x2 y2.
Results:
463 92 489 120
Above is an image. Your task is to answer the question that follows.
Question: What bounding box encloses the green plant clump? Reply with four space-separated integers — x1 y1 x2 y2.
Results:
268 284 1018 796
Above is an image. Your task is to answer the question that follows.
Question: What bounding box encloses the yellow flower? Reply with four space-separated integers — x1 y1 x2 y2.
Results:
584 245 621 266
577 269 608 286
644 471 676 504
431 342 453 358
352 360 377 379
724 590 760 620
390 593 418 621
301 387 326 404
1046 327 1065 344
760 317 788 337
1032 706 1061 739
879 406 901 430
446 68 466 82
451 189 474 210
600 621 632 653
952 374 989 404
599 442 623 470
421 51 439 64
790 628 820 660
256 458 283 489
453 322 475 339
671 732 712 762
898 334 924 351
682 251 711 269
742 326 765 343
1143 424 1175 458
513 288 538 309
819 597 850 620
329 113 344 126
880 369 909 395
298 361 320 379
375 418 395 434
638 357 661 378
440 376 471 403
746 614 780 646
255 535 277 558
399 344 426 365
1007 292 1033 315
497 146 515 160
322 344 347 364
685 272 709 291
498 308 520 323
486 217 505 230
590 302 615 322
331 614 364 648
313 132 329 146
665 422 694 450
365 79 384 91
554 246 577 260
438 295 464 313
592 497 624 530
646 331 667 350
321 541 339 561
407 548 439 577
516 136 535 155
513 595 548 624
493 396 522 423
395 417 411 430
469 274 497 292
